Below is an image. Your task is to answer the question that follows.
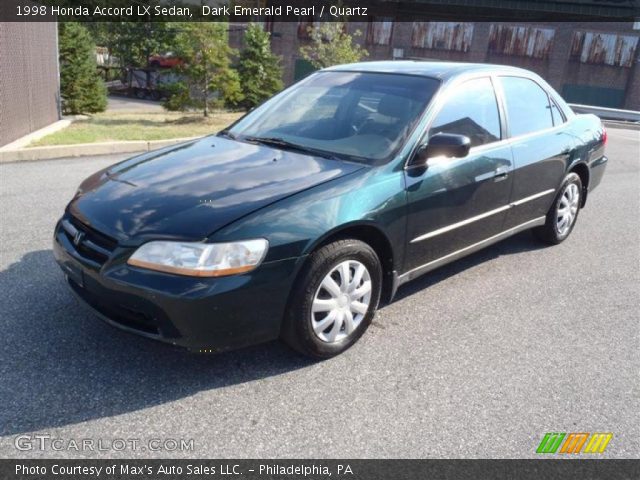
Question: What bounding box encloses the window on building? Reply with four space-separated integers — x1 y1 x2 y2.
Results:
500 76 554 137
429 77 501 148
411 22 474 52
488 25 555 60
367 18 393 45
570 31 639 68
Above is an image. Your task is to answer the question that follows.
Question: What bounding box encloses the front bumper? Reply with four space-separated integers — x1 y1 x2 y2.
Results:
53 219 300 353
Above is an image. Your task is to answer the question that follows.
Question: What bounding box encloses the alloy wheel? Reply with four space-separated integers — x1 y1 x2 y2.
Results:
311 260 372 343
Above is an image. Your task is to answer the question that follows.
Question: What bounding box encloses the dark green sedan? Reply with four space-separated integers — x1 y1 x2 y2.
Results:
54 61 607 358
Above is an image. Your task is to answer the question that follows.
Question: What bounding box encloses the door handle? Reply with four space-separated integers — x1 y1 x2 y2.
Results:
493 166 509 181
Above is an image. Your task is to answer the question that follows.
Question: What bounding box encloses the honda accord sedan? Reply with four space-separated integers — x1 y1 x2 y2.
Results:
53 61 607 358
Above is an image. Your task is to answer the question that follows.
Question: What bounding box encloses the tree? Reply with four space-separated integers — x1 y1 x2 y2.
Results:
238 24 284 109
300 22 368 69
165 23 243 115
87 22 178 68
59 22 107 114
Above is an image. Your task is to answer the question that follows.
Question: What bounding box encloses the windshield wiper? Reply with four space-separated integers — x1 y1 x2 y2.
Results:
242 136 341 161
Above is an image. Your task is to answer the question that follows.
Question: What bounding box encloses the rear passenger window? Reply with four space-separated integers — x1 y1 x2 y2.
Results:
500 76 554 136
550 99 565 126
429 77 501 148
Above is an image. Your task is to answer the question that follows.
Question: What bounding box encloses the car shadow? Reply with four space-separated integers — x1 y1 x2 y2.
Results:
0 249 314 436
392 230 547 302
1 231 546 435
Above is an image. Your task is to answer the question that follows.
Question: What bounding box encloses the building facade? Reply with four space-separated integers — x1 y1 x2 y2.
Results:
0 22 61 147
233 21 640 110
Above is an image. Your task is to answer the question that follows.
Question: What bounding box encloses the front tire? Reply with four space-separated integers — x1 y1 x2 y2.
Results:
282 239 382 359
534 172 583 244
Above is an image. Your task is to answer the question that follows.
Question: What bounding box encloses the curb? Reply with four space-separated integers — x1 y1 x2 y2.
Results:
0 118 73 151
0 137 200 163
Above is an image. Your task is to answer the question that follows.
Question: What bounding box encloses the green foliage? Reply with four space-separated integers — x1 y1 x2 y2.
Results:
86 22 178 68
167 23 243 115
85 23 111 49
238 24 284 108
59 22 107 114
214 68 245 109
162 82 192 112
300 23 368 69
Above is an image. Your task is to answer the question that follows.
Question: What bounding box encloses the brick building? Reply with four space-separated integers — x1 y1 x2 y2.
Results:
0 22 61 147
232 20 640 110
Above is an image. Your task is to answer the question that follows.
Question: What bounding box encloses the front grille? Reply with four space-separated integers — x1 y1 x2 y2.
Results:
60 215 118 266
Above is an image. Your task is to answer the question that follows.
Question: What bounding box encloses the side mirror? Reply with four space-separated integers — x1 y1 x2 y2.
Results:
411 133 471 166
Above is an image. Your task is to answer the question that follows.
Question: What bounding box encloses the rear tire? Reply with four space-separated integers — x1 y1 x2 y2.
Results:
281 239 382 359
533 172 582 245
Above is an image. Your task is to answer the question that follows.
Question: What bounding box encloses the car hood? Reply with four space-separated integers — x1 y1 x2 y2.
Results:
68 136 364 243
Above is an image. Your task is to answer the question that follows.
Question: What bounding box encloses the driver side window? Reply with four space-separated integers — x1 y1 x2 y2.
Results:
429 77 501 148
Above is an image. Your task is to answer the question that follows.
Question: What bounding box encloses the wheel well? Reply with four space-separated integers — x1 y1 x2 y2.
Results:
570 163 590 207
315 225 396 305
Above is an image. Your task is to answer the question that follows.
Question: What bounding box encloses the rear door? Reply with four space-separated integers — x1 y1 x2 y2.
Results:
403 76 514 274
498 76 575 229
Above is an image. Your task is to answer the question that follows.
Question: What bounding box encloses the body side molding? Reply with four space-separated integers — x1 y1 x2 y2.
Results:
410 189 554 244
399 216 546 285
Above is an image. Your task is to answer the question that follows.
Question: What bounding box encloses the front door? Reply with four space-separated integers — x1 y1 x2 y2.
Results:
403 77 514 274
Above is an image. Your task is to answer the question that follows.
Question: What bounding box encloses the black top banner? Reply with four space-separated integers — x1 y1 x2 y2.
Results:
3 459 640 480
1 0 640 22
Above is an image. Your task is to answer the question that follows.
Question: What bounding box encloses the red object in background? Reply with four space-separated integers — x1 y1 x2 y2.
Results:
602 125 608 145
148 54 183 69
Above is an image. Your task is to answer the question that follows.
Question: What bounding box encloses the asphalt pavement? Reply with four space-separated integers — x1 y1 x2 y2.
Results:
106 95 164 112
0 127 638 458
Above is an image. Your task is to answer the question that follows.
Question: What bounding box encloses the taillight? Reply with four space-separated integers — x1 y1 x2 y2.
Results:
602 126 608 145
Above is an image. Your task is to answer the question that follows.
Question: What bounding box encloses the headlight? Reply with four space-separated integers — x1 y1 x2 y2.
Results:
127 239 268 277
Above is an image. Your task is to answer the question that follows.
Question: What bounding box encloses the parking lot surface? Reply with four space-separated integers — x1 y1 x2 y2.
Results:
0 127 638 458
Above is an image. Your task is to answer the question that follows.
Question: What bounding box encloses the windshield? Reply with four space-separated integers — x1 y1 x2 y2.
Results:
227 71 440 163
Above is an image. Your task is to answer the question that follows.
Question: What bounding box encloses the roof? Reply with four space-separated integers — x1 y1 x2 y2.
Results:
324 60 533 81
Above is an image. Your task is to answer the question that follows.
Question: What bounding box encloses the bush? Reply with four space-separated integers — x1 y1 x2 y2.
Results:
162 82 193 112
59 23 107 114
